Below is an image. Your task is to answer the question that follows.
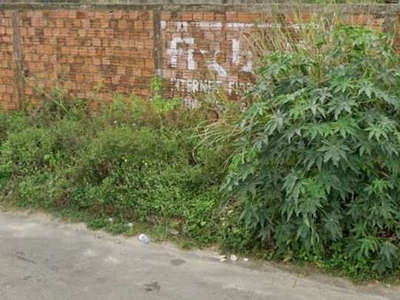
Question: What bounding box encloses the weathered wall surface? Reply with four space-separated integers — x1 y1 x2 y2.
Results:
0 10 18 110
0 3 397 109
161 11 259 103
20 9 154 105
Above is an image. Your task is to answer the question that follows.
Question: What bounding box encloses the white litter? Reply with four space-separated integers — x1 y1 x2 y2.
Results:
169 229 179 235
138 234 151 244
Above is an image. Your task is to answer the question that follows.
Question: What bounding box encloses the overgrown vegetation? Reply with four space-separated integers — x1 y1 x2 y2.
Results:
220 24 400 277
0 87 237 247
2 21 400 281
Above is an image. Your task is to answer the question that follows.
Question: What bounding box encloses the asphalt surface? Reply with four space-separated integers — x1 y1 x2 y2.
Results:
0 210 399 300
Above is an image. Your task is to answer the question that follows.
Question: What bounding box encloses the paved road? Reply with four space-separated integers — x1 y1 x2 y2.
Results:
0 211 399 300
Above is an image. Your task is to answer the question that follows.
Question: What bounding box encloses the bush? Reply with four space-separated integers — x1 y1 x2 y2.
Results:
223 26 400 274
0 93 228 247
1 127 56 176
0 112 29 142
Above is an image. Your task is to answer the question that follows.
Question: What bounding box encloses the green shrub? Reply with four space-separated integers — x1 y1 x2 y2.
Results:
68 125 223 244
0 112 29 142
98 92 210 130
1 127 56 176
223 26 400 274
51 119 91 161
0 93 227 248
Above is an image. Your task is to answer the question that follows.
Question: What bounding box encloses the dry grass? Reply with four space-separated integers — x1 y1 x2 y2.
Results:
239 7 393 72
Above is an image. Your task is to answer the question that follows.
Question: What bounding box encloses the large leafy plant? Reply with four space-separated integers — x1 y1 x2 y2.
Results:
223 25 400 273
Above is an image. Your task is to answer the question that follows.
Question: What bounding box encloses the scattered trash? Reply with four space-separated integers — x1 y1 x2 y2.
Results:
230 255 238 262
243 258 249 262
219 255 227 263
138 233 151 244
107 218 113 223
169 229 179 236
127 223 133 228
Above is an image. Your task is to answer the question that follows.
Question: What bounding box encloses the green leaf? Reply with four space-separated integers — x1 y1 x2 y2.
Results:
318 141 350 166
328 96 357 119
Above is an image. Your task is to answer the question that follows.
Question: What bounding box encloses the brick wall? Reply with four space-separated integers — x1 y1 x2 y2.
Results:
20 9 154 105
0 3 397 109
0 10 18 110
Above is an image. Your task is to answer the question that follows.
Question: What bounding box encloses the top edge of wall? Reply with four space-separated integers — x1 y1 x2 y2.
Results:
0 1 399 14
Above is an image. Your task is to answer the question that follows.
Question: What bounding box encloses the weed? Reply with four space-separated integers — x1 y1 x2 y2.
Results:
220 24 400 276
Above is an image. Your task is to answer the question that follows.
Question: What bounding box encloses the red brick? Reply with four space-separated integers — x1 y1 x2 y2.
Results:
102 58 111 65
117 66 126 75
43 28 52 37
192 13 204 21
95 11 108 19
161 12 171 20
202 13 215 21
134 21 144 29
73 19 82 27
100 20 109 28
181 13 193 21
82 19 91 28
118 20 130 29
68 11 77 19
76 11 88 19
112 12 123 19
226 12 238 22
144 59 153 69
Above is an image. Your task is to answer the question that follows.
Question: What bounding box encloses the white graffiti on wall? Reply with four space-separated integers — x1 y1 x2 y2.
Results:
162 20 310 100
170 78 253 96
199 49 228 77
232 38 240 65
232 38 253 73
228 81 254 96
170 78 222 93
163 20 275 99
166 37 197 70
164 21 256 77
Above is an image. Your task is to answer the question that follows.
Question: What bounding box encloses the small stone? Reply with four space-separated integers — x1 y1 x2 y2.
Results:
170 258 186 266
144 281 161 292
